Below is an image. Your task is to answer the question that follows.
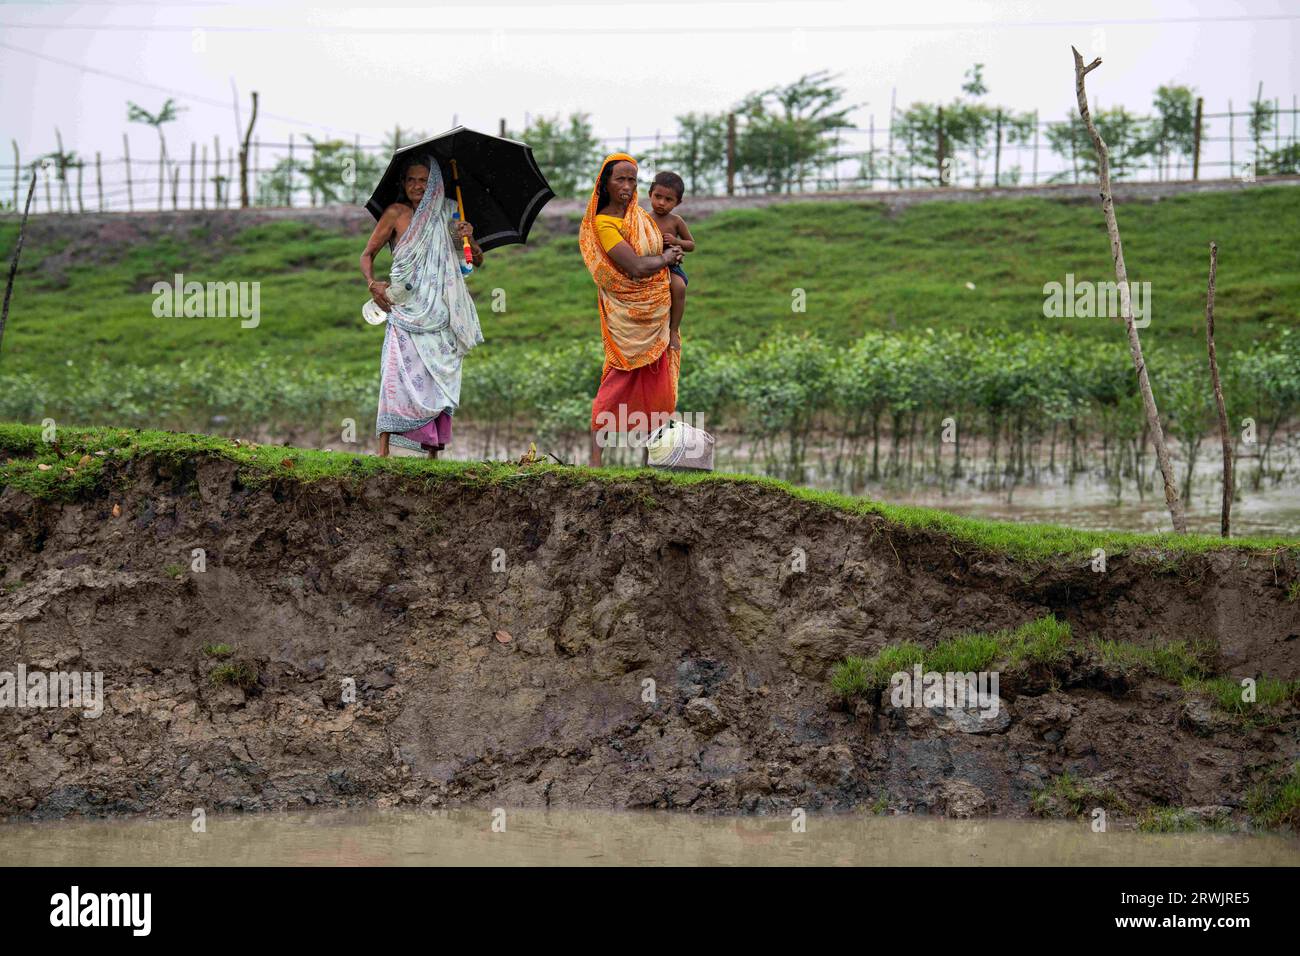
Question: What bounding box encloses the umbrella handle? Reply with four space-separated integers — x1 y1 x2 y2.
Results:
450 159 474 271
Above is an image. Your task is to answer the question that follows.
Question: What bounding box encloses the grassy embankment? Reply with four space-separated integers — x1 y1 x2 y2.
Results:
3 423 1298 563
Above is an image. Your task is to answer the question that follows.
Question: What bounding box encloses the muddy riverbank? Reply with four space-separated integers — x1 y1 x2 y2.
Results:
1 442 1297 822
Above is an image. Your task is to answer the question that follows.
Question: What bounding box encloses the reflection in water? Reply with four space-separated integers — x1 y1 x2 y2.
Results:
2 809 1297 866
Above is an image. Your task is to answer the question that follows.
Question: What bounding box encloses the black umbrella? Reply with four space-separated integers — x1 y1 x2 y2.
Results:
365 126 555 252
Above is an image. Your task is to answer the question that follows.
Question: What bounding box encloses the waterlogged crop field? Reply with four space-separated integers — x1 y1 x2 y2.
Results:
1 187 1298 525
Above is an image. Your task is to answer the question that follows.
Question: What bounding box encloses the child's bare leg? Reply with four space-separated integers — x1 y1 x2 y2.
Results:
669 273 686 343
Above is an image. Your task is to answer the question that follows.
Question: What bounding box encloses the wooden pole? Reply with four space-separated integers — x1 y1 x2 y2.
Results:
171 165 180 210
888 87 896 187
287 133 294 207
212 135 220 206
200 143 207 210
725 113 736 197
76 160 84 213
95 151 103 211
123 133 133 211
42 162 51 213
156 134 165 211
1228 98 1234 175
1032 110 1040 185
1072 46 1187 533
1204 241 1230 537
189 142 196 209
868 114 875 188
54 128 67 212
254 137 260 205
10 140 17 210
499 117 506 137
227 147 234 206
994 108 1002 186
1192 96 1203 180
351 133 360 205
239 90 258 208
936 105 946 186
1 170 38 359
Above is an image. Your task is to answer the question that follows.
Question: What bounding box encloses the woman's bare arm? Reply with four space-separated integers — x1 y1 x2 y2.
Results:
360 207 402 307
605 240 682 279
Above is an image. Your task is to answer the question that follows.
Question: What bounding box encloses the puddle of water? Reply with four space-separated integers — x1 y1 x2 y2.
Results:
1 809 1297 866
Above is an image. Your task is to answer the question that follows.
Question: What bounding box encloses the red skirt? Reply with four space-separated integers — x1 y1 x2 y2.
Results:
590 347 680 433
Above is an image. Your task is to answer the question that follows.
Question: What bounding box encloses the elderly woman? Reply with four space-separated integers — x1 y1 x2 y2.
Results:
359 157 485 457
579 153 685 466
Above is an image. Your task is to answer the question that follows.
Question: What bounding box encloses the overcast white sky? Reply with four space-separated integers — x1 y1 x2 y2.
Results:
2 0 1297 162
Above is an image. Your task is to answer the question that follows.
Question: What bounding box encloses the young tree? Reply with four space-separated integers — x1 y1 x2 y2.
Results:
127 98 185 210
656 112 728 196
1146 84 1197 179
733 70 854 193
507 113 601 197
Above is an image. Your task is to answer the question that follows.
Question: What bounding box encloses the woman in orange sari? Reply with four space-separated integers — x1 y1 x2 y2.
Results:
578 154 685 466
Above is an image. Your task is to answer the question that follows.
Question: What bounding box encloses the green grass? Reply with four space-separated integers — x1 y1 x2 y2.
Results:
1183 675 1300 719
831 615 1075 697
2 188 1297 380
4 424 1297 566
209 659 257 689
1247 763 1300 829
1136 807 1231 833
201 643 233 659
1032 771 1129 818
1094 638 1216 682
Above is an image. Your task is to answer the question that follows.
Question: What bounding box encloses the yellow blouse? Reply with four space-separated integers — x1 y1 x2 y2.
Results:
595 214 626 253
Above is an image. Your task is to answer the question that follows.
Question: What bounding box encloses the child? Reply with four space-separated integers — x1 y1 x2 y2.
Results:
647 171 695 351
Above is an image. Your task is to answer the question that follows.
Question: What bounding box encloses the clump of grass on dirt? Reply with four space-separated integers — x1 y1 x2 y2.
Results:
201 643 233 659
1031 771 1130 818
830 615 1072 698
1136 807 1232 833
1093 638 1217 683
1182 675 1300 724
209 659 257 689
1246 764 1300 830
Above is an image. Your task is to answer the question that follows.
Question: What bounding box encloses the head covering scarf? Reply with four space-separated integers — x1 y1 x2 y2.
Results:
578 153 671 371
388 155 482 354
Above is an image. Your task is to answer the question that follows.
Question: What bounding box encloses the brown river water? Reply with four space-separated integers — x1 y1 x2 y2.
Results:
2 810 1297 866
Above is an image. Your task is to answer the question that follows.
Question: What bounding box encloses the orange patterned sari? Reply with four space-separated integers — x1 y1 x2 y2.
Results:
578 153 679 432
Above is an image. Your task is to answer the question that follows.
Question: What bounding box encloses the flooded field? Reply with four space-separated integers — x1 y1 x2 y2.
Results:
2 809 1297 867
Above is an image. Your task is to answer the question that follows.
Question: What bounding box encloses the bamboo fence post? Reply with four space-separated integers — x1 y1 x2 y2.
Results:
1228 99 1234 176
200 143 207 210
95 151 103 211
1 170 37 359
54 127 66 212
239 90 258 208
189 142 196 209
936 105 946 186
10 140 17 210
1192 97 1203 180
123 133 133 211
1032 110 1039 184
157 136 165 211
1204 241 1231 537
888 87 896 186
1072 46 1187 533
994 108 1002 186
254 137 260 205
868 114 875 188
42 162 51 213
171 166 180 210
725 113 735 196
76 160 84 213
213 135 221 205
287 133 294 207
499 118 506 137
227 147 234 206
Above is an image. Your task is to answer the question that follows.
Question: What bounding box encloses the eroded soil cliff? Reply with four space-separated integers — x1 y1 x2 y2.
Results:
1 448 1297 821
